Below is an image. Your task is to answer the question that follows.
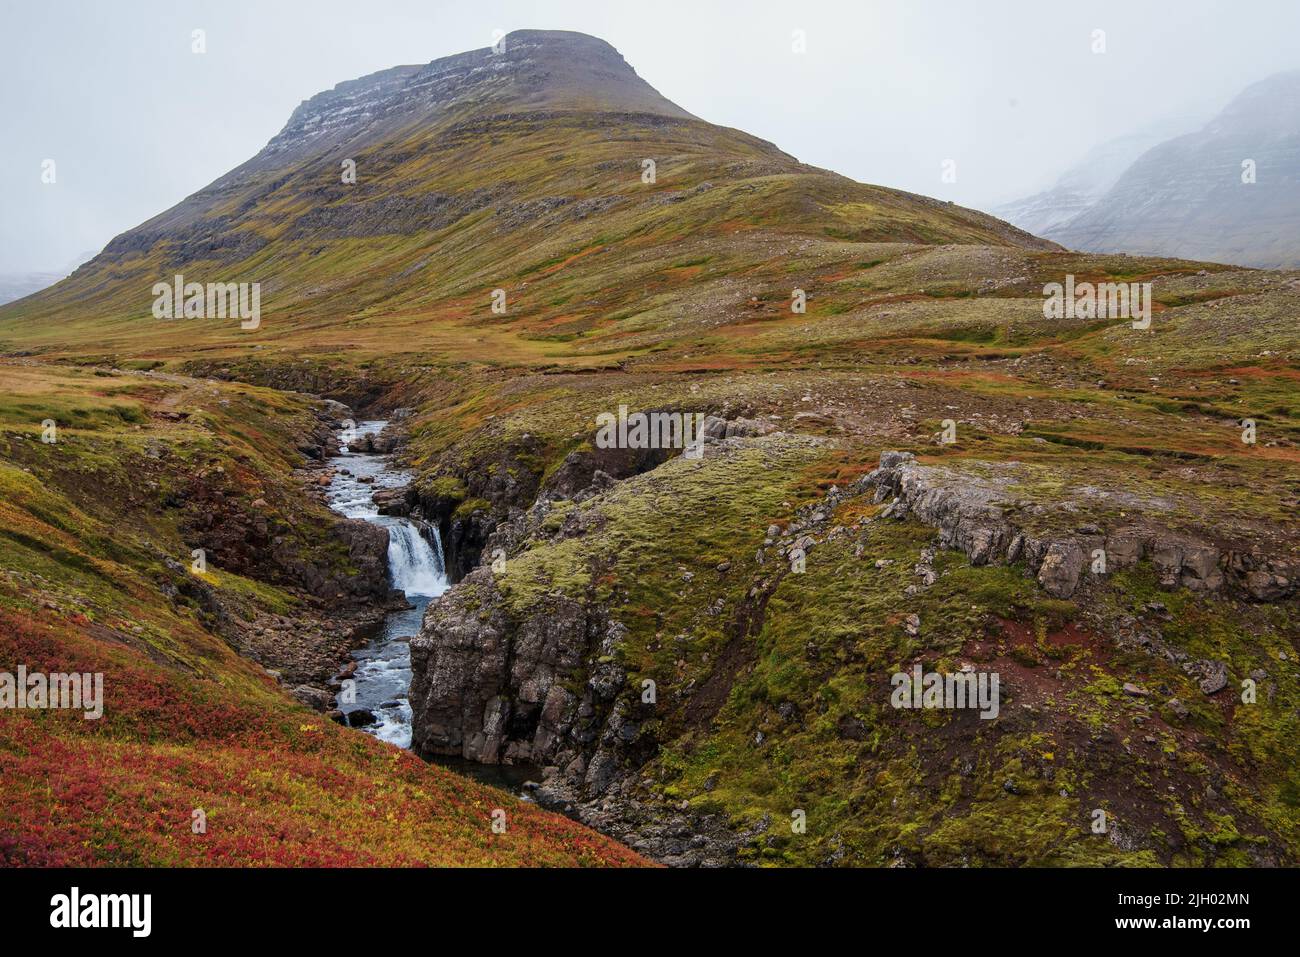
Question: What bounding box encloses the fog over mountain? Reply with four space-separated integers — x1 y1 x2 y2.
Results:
0 250 97 306
1003 71 1300 267
5 0 1300 273
993 113 1205 238
0 272 63 307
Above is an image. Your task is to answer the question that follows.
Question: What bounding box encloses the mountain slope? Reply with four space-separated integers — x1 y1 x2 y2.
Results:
993 115 1202 237
1 31 1297 869
0 30 1051 363
0 361 645 866
1033 71 1300 268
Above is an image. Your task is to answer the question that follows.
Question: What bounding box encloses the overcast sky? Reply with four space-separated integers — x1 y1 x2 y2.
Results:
3 0 1299 273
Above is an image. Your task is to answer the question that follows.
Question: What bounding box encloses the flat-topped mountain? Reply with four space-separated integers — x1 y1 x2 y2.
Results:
0 30 1050 356
220 31 695 177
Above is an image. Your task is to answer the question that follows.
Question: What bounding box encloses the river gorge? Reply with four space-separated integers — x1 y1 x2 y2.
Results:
322 418 539 794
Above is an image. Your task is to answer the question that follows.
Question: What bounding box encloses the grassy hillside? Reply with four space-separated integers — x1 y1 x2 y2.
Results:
0 30 1049 369
0 362 643 866
1 31 1296 867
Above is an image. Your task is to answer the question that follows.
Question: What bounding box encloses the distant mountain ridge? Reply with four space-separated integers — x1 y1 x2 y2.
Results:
0 272 63 307
993 114 1202 238
0 251 98 307
997 71 1300 268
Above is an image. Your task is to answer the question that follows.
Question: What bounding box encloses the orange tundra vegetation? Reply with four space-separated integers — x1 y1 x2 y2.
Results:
0 609 648 867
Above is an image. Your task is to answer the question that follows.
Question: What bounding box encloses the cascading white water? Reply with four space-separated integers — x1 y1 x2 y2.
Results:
387 522 447 597
323 420 541 793
323 418 449 747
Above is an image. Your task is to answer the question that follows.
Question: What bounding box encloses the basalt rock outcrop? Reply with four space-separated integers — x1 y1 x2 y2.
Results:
409 568 636 770
862 451 1295 602
408 436 1298 865
409 431 798 865
408 545 758 867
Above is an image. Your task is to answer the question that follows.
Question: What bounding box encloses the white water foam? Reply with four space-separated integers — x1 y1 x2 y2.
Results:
387 521 447 598
324 419 449 747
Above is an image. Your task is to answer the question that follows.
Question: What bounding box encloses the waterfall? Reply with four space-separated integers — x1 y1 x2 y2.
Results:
323 418 450 748
386 521 448 598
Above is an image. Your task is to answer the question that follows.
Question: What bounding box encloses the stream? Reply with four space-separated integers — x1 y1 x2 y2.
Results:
324 419 540 794
324 419 447 747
